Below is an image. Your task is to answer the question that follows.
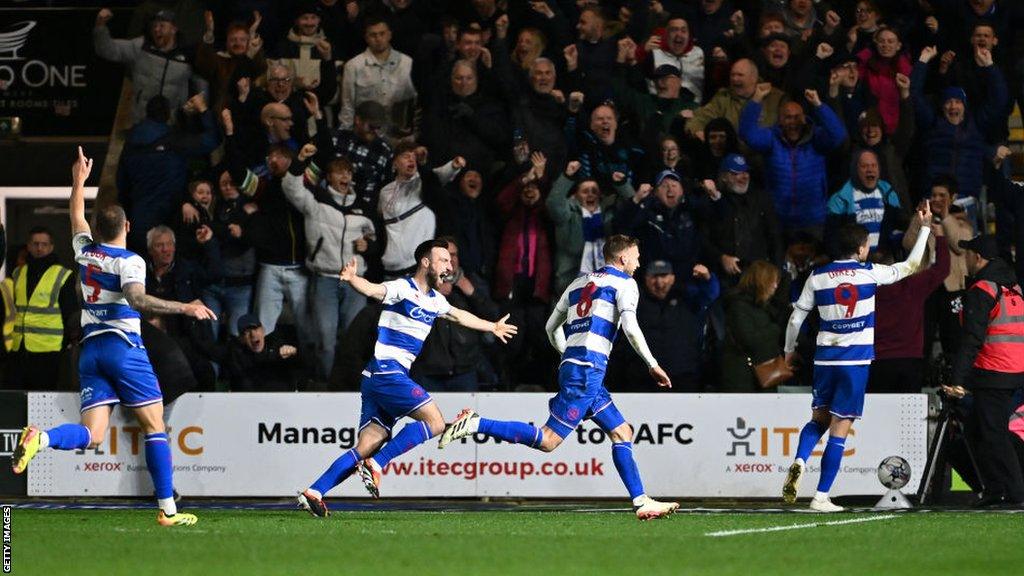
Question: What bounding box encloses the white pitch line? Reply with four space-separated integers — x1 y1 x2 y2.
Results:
705 514 898 537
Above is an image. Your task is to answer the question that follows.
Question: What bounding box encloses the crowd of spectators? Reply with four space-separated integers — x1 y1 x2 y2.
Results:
5 0 1024 395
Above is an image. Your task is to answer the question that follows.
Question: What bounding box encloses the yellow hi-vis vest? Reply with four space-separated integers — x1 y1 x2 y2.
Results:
1 278 14 351
11 263 72 352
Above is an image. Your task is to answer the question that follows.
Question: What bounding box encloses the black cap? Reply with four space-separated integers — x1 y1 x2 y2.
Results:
645 260 673 276
152 9 176 24
294 1 322 18
958 235 1000 260
760 32 792 48
652 64 681 79
237 313 262 333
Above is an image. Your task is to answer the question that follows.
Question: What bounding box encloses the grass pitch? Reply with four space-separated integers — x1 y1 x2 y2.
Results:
7 505 1023 575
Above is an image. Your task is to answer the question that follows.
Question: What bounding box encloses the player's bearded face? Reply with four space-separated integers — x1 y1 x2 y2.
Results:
426 249 453 289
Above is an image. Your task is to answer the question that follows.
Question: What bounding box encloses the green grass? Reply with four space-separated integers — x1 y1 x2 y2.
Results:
8 508 1024 575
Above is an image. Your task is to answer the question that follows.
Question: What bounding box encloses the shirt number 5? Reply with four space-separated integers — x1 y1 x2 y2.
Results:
83 264 103 303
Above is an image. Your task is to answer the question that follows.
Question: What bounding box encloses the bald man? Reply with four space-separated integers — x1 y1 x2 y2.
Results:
687 59 786 138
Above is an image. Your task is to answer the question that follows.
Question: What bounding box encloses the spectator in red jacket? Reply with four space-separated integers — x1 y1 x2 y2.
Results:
494 152 555 389
869 222 951 393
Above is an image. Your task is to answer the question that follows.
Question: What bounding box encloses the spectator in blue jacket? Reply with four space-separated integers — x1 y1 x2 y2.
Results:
738 85 847 240
911 45 1008 210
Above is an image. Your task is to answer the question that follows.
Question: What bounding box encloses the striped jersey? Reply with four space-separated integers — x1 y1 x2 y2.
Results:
555 266 639 371
72 233 145 344
794 259 906 365
369 277 452 372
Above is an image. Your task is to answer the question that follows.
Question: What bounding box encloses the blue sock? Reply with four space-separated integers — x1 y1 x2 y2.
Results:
612 442 645 500
816 436 847 493
45 424 91 450
144 432 174 500
373 422 431 469
479 418 543 448
795 421 827 463
310 448 360 495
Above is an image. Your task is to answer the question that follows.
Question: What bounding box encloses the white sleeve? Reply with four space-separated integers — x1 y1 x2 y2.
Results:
380 280 409 305
545 289 571 353
435 293 452 317
119 255 147 288
793 274 816 312
784 278 815 354
620 310 658 369
874 225 932 286
72 232 93 261
616 279 640 314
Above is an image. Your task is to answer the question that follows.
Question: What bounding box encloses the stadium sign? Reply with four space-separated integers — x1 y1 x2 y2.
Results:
0 392 26 496
26 392 927 498
0 10 126 136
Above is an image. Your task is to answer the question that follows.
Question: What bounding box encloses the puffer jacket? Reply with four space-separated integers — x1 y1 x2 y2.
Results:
910 61 1008 198
93 26 203 123
738 99 847 230
283 161 377 277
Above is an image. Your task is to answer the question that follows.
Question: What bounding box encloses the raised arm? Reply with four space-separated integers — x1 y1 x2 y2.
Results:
70 146 93 236
879 203 933 284
339 257 387 301
123 283 216 320
442 308 517 343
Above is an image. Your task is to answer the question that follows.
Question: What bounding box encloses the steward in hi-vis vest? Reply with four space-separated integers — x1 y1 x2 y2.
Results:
2 228 79 390
949 235 1024 507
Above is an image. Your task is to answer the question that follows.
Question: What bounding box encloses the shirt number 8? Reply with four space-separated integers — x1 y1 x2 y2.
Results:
576 282 597 317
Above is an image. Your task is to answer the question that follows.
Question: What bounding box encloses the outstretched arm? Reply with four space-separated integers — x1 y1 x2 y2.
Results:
123 283 216 320
70 146 93 236
339 257 386 300
620 310 671 388
442 309 517 343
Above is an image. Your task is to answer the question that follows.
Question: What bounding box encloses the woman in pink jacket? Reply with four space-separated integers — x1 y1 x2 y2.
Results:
857 27 911 136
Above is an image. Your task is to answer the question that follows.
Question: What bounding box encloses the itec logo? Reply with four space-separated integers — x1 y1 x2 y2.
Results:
726 417 855 459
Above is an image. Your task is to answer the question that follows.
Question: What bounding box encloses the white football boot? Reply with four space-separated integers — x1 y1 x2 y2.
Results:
633 496 680 520
809 494 845 513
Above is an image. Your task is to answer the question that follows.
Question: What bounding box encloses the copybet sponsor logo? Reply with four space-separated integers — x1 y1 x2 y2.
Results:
725 417 855 473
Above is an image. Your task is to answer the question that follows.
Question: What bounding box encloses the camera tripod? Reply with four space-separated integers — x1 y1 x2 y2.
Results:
917 397 985 505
